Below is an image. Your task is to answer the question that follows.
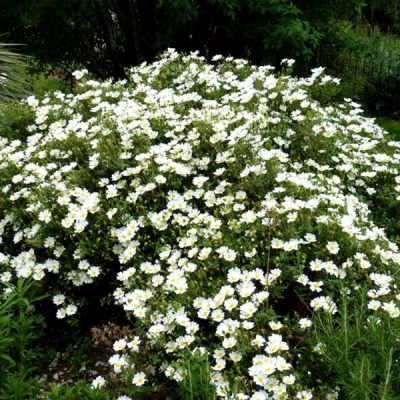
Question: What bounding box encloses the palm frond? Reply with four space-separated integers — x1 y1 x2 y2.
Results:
0 43 31 103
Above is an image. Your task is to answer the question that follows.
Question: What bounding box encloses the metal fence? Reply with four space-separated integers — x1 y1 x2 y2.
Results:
321 52 400 104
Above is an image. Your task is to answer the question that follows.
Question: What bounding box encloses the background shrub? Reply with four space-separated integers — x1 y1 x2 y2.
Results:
0 100 35 141
322 22 400 116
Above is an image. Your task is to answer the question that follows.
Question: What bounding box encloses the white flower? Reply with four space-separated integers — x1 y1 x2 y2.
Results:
310 259 323 271
91 375 106 389
282 374 296 384
359 259 371 269
0 272 12 282
107 208 118 219
237 281 256 298
240 210 257 224
304 233 316 243
309 281 323 292
299 318 312 329
65 304 77 315
198 307 211 319
132 372 147 386
296 391 313 400
198 247 212 260
250 391 267 400
193 176 209 187
239 301 257 319
13 232 23 243
44 237 56 248
109 354 127 373
368 300 381 311
222 336 237 349
287 211 298 222
212 358 226 371
326 241 340 254
227 267 242 283
224 297 238 311
88 266 101 278
106 184 119 198
53 294 65 305
72 69 89 80
61 217 74 229
271 238 284 249
251 335 266 347
269 321 283 330
38 209 52 223
113 338 127 351
297 274 309 285
211 309 225 322
56 308 66 319
242 321 255 330
229 351 242 362
155 175 167 184
224 249 236 262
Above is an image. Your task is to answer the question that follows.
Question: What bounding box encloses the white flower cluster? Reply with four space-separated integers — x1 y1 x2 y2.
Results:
0 49 400 398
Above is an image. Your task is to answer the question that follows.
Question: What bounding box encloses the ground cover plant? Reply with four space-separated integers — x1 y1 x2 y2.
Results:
1 49 400 398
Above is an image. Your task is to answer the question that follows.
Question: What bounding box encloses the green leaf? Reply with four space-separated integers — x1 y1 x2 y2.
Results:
0 353 16 367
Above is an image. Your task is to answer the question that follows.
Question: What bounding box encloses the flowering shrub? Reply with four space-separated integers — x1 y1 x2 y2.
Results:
1 49 400 398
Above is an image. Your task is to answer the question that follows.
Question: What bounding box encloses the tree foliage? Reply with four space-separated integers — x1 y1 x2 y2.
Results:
364 0 400 32
0 0 395 79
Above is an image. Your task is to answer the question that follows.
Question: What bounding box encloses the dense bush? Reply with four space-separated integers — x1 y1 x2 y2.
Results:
1 49 400 399
0 100 35 141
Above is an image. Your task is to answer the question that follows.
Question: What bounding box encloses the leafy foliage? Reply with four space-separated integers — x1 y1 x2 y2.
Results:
0 0 376 80
0 100 35 141
0 279 46 399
